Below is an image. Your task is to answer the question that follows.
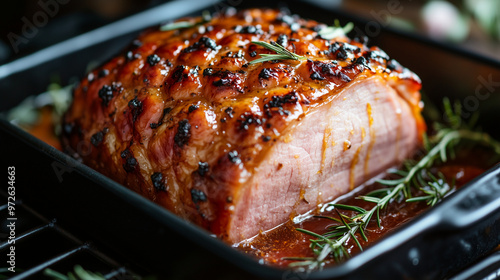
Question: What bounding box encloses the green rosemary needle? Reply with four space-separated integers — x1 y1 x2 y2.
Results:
249 41 306 64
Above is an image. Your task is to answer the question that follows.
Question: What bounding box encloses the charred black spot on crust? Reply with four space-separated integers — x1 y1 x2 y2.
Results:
328 42 359 61
233 50 244 58
151 172 166 191
228 150 241 164
147 54 161 66
368 50 390 62
353 56 371 70
172 65 187 83
169 65 198 85
235 25 264 34
98 69 109 78
221 50 244 59
224 107 234 118
309 60 351 82
238 112 263 130
333 44 348 60
213 79 229 86
121 149 137 172
365 50 392 67
263 91 299 118
183 36 218 53
210 70 243 92
128 96 143 122
203 68 213 76
248 43 259 57
188 104 199 113
277 34 288 47
90 131 104 147
174 119 191 147
265 91 299 109
191 189 207 204
98 85 113 106
121 149 130 158
262 135 271 142
98 83 122 106
259 68 273 80
189 66 200 76
197 162 209 176
310 72 325 80
150 107 172 129
125 157 137 172
200 37 217 50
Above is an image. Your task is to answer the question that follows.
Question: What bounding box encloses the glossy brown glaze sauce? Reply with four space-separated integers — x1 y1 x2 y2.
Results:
237 147 494 268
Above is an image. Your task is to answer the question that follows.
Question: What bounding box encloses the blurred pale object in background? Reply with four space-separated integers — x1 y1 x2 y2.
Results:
421 0 469 41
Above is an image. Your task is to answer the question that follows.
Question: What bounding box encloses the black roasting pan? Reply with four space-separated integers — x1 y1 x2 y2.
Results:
1 0 500 279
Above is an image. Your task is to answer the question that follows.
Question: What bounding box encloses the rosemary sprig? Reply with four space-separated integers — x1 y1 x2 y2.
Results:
288 98 500 270
287 205 377 270
405 172 451 206
249 41 306 64
317 19 354 40
160 10 211 31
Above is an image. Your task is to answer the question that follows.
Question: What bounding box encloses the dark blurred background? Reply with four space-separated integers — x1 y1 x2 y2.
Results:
0 0 499 64
0 0 154 63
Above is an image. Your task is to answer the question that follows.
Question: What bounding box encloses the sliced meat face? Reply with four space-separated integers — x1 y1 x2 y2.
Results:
229 75 419 241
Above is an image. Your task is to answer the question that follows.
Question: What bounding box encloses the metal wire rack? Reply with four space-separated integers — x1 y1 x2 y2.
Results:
0 190 144 280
